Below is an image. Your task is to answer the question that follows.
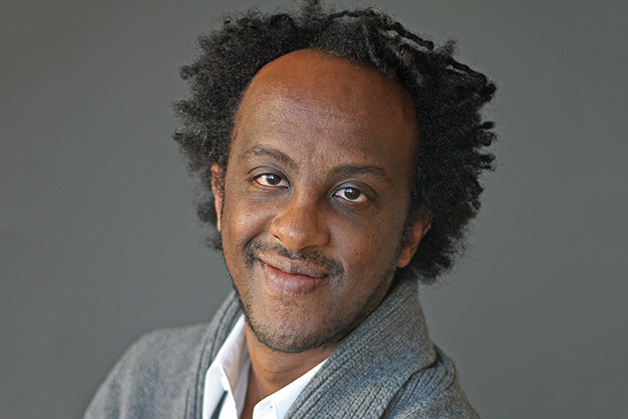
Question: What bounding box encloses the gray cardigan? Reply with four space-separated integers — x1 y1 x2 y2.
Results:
84 271 479 418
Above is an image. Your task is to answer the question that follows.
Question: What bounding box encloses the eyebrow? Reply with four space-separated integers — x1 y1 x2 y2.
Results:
241 144 393 185
330 165 393 185
242 145 297 171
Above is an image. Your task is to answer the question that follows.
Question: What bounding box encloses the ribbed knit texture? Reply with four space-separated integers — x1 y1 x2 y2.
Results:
84 270 479 418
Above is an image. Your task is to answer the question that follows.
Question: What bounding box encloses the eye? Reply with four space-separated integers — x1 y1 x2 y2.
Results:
254 173 288 188
334 186 368 203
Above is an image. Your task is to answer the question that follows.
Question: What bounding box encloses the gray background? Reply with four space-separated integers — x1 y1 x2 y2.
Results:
1 1 626 418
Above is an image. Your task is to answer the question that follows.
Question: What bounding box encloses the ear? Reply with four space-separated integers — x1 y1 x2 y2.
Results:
210 163 225 232
396 212 431 268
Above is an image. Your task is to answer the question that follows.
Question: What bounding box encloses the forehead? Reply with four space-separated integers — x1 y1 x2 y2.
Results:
230 49 418 177
238 49 416 132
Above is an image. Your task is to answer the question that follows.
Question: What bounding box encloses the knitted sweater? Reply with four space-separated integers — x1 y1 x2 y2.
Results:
84 271 479 418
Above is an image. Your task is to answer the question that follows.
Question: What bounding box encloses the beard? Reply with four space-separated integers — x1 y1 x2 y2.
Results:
226 237 400 354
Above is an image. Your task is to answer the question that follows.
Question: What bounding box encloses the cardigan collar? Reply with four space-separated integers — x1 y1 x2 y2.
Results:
188 268 434 419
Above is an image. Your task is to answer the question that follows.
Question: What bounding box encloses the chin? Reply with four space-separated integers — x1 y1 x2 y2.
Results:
244 305 338 353
249 321 339 353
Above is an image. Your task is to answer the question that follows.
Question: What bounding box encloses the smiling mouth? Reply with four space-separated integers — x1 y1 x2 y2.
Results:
257 256 329 298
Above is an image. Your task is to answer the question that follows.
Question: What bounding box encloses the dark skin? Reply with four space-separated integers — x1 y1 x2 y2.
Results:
211 49 430 418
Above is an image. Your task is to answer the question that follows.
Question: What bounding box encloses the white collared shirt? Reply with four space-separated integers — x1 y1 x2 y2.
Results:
202 316 325 419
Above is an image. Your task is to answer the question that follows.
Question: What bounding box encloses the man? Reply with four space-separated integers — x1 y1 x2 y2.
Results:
84 1 496 418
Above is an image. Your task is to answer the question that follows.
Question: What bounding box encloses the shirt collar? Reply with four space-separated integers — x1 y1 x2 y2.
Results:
203 315 325 419
255 359 323 419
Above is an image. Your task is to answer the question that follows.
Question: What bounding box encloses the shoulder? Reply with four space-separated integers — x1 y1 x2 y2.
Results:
83 292 242 419
117 323 209 375
83 324 211 419
385 346 480 419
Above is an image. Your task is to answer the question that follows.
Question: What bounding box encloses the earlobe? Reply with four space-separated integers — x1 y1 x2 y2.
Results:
396 215 431 268
210 163 225 232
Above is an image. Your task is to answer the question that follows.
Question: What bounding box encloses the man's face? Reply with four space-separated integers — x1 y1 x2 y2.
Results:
212 50 427 353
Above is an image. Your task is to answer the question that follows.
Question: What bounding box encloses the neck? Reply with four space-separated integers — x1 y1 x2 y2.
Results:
243 324 335 401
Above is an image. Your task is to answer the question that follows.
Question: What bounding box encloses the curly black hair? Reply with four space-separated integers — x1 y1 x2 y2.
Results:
173 0 496 283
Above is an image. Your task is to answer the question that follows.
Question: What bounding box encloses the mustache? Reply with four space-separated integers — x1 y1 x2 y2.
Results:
244 238 344 277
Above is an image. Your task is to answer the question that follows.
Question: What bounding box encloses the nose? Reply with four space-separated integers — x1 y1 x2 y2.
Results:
268 194 330 253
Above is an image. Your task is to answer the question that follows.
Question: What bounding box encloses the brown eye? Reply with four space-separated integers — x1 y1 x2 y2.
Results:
343 188 360 200
265 174 281 185
335 187 367 203
255 173 288 187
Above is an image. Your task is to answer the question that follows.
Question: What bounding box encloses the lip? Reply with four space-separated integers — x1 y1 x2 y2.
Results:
257 256 327 298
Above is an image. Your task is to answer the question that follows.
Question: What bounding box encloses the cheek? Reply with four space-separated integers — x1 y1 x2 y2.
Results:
221 196 274 250
331 217 404 277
